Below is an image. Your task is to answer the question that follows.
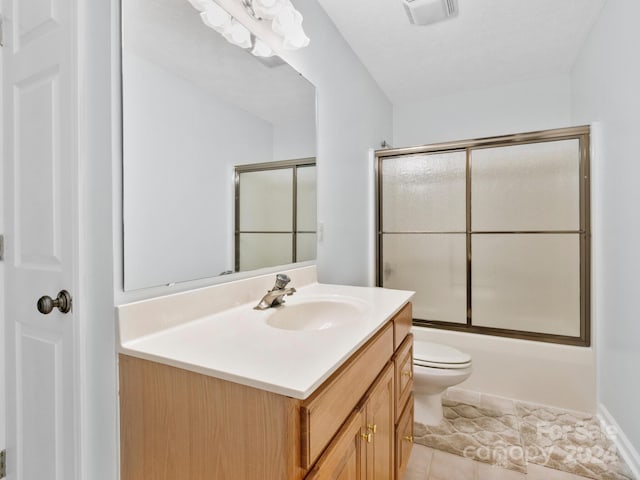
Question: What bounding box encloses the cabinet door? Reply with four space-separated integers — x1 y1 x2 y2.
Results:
365 363 395 480
306 409 366 480
302 323 394 469
395 395 415 480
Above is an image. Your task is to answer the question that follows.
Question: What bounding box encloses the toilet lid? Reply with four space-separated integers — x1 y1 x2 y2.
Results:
413 340 472 368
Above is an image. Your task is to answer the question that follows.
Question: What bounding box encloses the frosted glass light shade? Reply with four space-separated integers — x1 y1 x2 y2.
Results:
472 234 581 336
200 5 231 31
224 19 252 49
189 0 216 12
282 25 310 50
382 151 466 232
252 0 287 20
251 38 273 57
272 4 310 49
192 0 310 53
471 140 580 231
382 234 467 323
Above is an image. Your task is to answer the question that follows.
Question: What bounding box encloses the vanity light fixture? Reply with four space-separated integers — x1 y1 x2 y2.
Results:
402 0 459 26
188 0 309 57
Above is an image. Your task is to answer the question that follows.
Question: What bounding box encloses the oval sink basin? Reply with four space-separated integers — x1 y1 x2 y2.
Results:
266 297 369 331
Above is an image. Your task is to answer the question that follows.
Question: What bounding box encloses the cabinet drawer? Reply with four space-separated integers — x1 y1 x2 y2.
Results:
395 394 414 480
301 322 394 469
394 334 413 422
393 303 412 350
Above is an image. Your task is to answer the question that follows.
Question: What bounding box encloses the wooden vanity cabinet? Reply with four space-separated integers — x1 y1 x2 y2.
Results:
394 334 414 422
301 322 393 469
392 303 412 351
119 302 414 480
119 355 305 480
392 303 415 479
364 363 395 479
395 395 415 480
306 363 394 480
304 408 366 480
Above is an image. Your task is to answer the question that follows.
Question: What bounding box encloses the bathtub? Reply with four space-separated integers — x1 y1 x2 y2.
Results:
412 326 596 413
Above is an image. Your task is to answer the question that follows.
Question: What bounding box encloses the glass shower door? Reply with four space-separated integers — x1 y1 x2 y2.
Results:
377 127 589 345
380 151 468 323
470 140 582 337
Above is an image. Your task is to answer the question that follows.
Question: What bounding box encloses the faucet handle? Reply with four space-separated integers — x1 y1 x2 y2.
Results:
274 273 291 289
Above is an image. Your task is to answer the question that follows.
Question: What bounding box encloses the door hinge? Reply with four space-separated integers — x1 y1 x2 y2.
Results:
0 449 6 478
0 15 4 47
0 235 4 261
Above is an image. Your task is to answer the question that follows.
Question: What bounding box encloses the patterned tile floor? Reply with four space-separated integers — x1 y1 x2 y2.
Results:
403 390 636 480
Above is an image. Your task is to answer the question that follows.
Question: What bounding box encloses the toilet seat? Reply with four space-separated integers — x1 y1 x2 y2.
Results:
413 340 472 370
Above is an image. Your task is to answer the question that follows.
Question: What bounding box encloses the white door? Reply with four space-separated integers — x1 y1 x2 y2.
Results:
3 0 79 478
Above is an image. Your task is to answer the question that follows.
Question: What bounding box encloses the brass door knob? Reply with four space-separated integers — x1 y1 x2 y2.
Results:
361 432 372 443
403 435 414 443
402 370 413 378
367 424 377 433
37 290 72 314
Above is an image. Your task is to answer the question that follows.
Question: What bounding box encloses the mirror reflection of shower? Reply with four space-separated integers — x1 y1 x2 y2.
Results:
235 159 316 272
121 0 317 291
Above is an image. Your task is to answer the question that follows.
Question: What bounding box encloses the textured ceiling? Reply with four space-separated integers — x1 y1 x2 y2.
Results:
316 0 607 105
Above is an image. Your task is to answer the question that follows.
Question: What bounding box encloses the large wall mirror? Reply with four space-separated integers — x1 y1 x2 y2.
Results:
122 0 317 290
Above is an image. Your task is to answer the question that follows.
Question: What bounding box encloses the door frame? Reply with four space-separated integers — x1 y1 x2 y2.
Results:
73 0 119 478
1 0 119 478
0 0 6 456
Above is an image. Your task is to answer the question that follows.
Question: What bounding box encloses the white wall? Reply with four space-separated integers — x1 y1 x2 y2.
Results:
122 52 273 289
393 73 572 147
279 1 393 287
75 0 119 478
571 0 640 459
273 116 316 161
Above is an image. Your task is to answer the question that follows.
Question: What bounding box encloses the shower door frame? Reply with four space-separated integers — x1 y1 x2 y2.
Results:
375 126 591 347
234 157 316 272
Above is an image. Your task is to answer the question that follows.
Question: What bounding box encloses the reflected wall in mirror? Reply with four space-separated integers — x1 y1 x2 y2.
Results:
122 0 317 290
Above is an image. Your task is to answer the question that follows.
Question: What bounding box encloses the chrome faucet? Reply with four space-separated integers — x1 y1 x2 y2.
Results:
254 273 296 310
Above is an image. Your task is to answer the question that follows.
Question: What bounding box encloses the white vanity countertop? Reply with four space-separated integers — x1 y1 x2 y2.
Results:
117 276 413 399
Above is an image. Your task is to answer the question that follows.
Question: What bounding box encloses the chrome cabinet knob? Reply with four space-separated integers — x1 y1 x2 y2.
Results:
37 290 72 314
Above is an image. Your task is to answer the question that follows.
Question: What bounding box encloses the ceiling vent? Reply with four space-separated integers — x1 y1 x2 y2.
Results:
402 0 459 26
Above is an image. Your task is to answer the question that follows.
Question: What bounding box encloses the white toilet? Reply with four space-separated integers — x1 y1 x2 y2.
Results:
413 340 473 425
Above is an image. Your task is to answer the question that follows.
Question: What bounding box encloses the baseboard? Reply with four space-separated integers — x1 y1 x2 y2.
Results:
597 403 640 479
